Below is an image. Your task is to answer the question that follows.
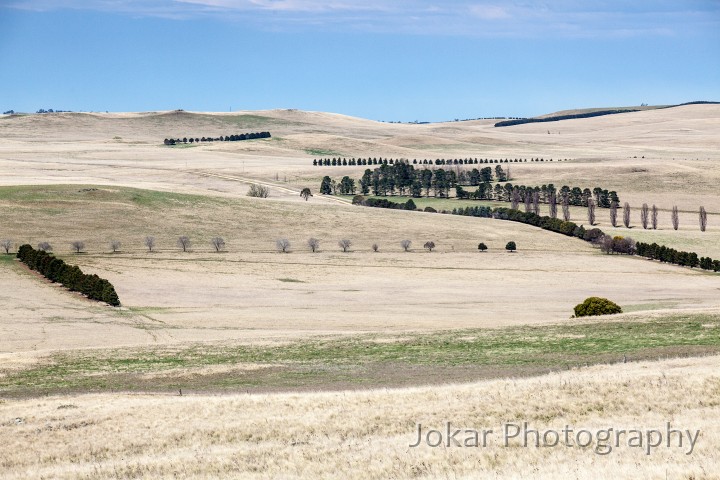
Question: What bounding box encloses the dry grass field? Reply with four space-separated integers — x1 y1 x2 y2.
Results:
2 355 719 479
1 104 719 478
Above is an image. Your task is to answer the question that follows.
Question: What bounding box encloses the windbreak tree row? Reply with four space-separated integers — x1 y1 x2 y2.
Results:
164 132 271 145
16 244 121 306
320 163 618 206
313 157 563 166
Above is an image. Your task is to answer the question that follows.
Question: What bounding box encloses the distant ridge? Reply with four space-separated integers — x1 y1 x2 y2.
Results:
494 101 720 128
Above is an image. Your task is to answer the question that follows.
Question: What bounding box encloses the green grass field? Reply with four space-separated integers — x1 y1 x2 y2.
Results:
3 312 719 397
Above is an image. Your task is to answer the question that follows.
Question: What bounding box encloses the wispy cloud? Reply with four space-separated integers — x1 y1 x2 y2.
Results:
4 0 720 37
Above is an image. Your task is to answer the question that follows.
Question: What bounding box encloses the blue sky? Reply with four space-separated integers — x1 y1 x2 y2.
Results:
1 1 719 121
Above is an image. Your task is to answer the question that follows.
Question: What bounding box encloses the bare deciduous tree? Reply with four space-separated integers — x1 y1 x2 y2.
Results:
423 241 436 252
1 239 12 254
338 239 352 252
144 236 156 252
371 243 379 252
307 238 320 253
71 241 85 253
548 192 557 219
178 236 191 252
651 204 658 230
532 191 540 216
276 238 291 253
699 206 708 232
562 195 570 222
511 188 521 210
211 237 225 252
671 206 679 231
247 184 269 198
609 201 618 227
37 242 52 252
110 240 121 253
623 203 631 228
599 235 614 255
400 239 412 252
587 199 596 225
523 192 532 213
300 188 312 201
640 203 649 229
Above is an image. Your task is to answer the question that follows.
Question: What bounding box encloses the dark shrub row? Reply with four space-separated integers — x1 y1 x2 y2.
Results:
363 197 417 211
314 157 560 166
16 245 120 306
451 206 493 218
636 242 720 271
164 132 271 145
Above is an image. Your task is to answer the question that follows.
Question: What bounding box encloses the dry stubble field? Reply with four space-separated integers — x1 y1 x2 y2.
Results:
1 105 720 478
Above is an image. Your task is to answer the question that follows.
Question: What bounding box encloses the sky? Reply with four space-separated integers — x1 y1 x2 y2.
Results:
0 1 719 121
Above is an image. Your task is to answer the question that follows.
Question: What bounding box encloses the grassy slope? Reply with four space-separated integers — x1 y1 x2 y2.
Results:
2 311 719 397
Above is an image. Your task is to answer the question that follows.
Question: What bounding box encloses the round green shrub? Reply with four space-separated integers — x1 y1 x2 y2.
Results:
573 297 622 317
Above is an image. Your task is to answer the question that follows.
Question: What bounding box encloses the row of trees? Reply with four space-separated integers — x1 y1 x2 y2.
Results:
16 244 120 306
606 203 709 232
492 207 718 270
320 164 617 209
3 237 227 255
635 242 718 270
313 157 563 166
320 164 509 197
458 183 617 209
273 238 516 253
163 132 271 145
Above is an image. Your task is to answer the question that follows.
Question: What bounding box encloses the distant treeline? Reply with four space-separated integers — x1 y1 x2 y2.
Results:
321 163 618 207
495 101 720 128
495 109 641 127
164 132 271 145
313 157 564 166
16 244 121 306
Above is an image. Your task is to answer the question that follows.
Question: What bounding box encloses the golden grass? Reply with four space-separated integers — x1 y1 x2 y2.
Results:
1 355 719 479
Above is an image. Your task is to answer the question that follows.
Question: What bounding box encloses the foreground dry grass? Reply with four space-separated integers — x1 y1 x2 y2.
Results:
1 355 719 479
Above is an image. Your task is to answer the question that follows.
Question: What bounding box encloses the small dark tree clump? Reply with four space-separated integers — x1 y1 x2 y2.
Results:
573 297 622 317
505 241 517 253
478 242 488 252
423 241 435 252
